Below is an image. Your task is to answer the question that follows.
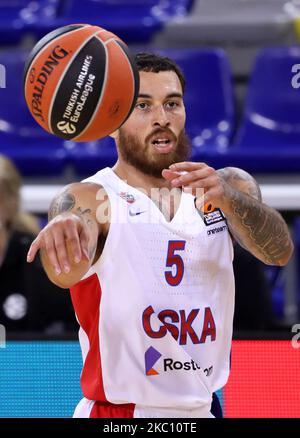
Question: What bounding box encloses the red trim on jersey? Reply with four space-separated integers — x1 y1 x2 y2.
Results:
70 273 106 401
90 401 135 418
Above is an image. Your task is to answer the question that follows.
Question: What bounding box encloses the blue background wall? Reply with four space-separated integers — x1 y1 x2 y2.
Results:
0 342 82 417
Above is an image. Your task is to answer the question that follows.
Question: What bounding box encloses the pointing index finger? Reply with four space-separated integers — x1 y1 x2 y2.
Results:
27 236 42 262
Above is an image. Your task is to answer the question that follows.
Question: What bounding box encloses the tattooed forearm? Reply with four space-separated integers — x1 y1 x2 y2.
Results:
217 167 262 201
225 187 293 265
48 191 75 220
218 167 293 266
216 167 293 265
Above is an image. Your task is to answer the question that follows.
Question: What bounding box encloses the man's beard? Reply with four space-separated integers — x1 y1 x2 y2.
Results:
116 128 191 178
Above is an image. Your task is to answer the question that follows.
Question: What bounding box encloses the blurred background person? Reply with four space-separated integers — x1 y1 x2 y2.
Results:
0 154 78 333
233 244 274 331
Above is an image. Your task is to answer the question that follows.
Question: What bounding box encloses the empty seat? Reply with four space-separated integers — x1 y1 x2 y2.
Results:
153 0 294 77
67 136 117 176
43 0 193 43
0 50 68 176
205 46 300 173
236 46 300 148
0 0 31 44
0 0 60 44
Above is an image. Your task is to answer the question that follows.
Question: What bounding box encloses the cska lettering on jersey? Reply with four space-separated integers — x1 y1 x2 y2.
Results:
142 306 216 345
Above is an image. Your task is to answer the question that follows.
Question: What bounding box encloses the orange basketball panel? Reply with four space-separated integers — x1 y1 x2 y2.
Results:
24 25 100 133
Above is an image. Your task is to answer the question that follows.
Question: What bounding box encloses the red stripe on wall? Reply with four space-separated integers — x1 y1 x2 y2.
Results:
223 340 300 418
70 273 106 401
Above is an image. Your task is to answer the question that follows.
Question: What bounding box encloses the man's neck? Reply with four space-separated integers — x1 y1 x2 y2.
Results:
112 159 182 222
112 160 171 195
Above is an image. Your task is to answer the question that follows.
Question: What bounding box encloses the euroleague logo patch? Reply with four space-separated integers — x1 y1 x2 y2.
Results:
119 192 135 204
203 208 225 226
194 200 226 226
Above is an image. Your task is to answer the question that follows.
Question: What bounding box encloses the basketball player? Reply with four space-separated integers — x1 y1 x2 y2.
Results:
27 53 293 418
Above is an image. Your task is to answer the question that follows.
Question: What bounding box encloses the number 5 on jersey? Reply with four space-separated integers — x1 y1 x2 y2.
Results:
165 240 186 286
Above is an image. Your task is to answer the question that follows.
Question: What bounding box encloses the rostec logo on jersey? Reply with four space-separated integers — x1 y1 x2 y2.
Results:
142 306 216 345
164 359 213 377
145 346 162 375
144 346 213 377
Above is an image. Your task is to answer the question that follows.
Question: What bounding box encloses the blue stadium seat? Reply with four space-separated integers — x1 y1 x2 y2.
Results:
0 50 67 176
0 1 60 44
43 0 194 43
204 47 300 173
154 48 235 160
0 1 30 44
67 136 117 176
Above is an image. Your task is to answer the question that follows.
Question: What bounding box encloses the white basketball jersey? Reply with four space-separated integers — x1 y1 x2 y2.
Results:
70 167 235 418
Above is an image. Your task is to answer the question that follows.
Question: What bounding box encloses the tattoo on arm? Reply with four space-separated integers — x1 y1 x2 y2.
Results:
76 207 94 228
48 193 94 228
227 189 292 265
218 167 262 202
217 167 293 265
48 191 76 221
47 185 102 266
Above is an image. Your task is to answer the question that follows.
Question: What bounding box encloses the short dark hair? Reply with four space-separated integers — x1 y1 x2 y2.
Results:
134 52 185 94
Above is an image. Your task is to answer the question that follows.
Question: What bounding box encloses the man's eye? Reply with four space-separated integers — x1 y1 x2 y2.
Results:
166 101 178 109
136 102 148 110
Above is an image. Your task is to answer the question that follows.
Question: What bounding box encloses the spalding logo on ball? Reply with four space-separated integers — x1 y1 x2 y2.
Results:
24 24 139 142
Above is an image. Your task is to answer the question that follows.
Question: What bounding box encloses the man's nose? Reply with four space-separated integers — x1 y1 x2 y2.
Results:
152 105 170 127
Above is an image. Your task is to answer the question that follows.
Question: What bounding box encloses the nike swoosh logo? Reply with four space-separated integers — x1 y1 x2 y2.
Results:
129 210 147 216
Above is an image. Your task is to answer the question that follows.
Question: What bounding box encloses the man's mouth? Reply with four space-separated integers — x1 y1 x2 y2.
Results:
152 139 170 146
151 134 175 153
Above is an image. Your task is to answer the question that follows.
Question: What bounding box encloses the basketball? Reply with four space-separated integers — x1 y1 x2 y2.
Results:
23 24 139 142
